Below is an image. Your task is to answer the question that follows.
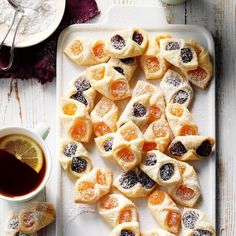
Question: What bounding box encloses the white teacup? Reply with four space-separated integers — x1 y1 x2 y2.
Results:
0 123 51 202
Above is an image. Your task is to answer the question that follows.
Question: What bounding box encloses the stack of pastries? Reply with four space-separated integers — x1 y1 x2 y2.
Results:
59 27 215 235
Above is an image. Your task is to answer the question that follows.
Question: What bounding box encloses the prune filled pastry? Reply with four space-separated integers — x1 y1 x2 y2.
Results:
160 69 193 107
105 27 148 59
18 202 56 234
59 139 92 179
168 135 215 161
148 189 181 234
117 94 151 128
86 63 131 101
113 169 156 198
91 97 118 137
143 116 172 153
140 150 181 187
60 99 92 143
109 222 140 236
95 133 115 162
66 74 97 112
64 37 110 65
75 168 112 204
182 208 216 236
167 162 201 207
97 193 139 227
108 57 137 81
141 229 175 236
165 103 198 137
183 40 213 89
112 121 144 171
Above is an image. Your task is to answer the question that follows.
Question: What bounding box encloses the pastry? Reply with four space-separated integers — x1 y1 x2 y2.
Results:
64 37 110 65
168 135 215 161
86 63 131 101
167 162 201 207
141 229 175 236
18 202 55 234
165 103 198 137
143 116 172 153
112 121 144 171
60 99 92 143
97 193 139 227
105 27 148 59
108 57 137 81
74 168 112 204
148 189 181 234
160 69 193 107
117 94 151 128
109 222 140 236
59 139 92 179
182 208 216 236
66 73 97 112
140 150 181 186
113 169 156 198
95 133 115 162
91 96 118 137
183 40 213 89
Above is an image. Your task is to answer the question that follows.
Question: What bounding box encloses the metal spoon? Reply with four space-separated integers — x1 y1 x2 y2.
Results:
0 0 25 71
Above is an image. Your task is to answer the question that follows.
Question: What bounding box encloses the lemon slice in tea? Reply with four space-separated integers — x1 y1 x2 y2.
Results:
0 134 43 173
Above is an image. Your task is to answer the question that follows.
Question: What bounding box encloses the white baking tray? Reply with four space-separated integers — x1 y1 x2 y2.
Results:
56 6 215 236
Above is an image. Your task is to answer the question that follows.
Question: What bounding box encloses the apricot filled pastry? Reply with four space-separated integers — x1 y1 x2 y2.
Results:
86 63 131 101
165 103 198 137
18 202 56 234
141 229 175 236
64 37 110 65
160 69 193 107
167 162 201 208
143 116 172 153
117 94 151 128
108 57 137 81
112 121 144 171
113 169 156 198
105 27 148 59
91 97 118 137
74 168 112 204
66 74 97 112
182 208 216 236
148 189 181 234
140 150 181 187
168 135 215 161
59 139 92 179
97 193 139 227
60 99 92 143
109 222 140 236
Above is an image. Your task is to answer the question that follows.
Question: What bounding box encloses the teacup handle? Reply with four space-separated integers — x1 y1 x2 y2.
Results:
34 123 50 140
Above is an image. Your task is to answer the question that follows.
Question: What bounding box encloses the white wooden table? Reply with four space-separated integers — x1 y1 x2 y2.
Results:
0 0 235 235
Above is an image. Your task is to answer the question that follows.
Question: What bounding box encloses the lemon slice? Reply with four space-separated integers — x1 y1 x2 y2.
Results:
0 134 43 173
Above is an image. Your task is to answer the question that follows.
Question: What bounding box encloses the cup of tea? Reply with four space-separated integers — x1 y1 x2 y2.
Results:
0 123 51 202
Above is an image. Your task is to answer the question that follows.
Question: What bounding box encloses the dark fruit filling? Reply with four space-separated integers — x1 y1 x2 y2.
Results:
120 229 135 236
8 218 19 230
103 138 114 152
165 41 180 50
111 35 126 50
169 141 187 156
16 233 31 236
132 31 143 45
160 163 174 181
70 92 88 106
165 76 181 87
196 140 213 157
138 171 156 189
193 230 212 236
120 57 135 64
181 48 193 63
64 142 77 157
71 157 87 173
74 78 91 92
182 211 199 229
119 170 138 189
173 90 189 104
133 103 147 117
143 153 157 166
114 67 125 75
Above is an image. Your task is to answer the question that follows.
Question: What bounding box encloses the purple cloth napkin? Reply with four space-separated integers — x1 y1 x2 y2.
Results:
0 0 100 84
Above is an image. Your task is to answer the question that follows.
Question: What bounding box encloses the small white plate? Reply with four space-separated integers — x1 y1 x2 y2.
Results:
0 0 66 48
